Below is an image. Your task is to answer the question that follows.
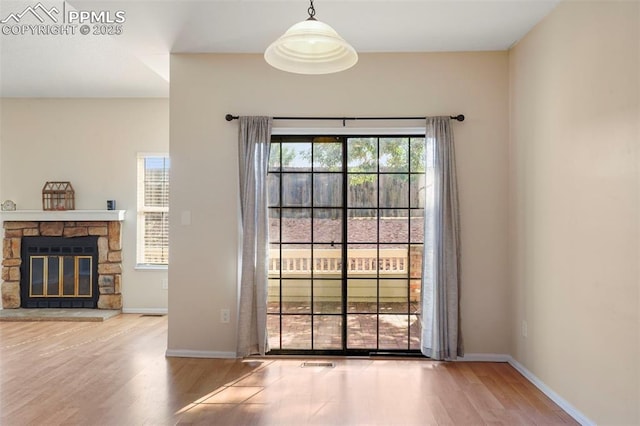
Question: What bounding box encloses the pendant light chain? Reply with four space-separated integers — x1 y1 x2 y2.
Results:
307 0 316 19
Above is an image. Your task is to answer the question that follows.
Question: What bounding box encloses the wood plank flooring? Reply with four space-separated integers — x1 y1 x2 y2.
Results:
0 314 578 425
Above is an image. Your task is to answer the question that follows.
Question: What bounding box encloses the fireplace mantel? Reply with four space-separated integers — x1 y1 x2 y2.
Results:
0 210 125 222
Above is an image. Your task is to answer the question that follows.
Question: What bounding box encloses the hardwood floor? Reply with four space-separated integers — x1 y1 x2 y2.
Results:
0 314 577 425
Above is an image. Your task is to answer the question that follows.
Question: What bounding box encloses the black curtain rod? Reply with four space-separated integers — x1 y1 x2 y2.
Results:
225 114 465 124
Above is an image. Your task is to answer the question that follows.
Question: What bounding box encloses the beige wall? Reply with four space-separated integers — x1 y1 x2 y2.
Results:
0 98 169 311
509 1 639 424
168 52 510 355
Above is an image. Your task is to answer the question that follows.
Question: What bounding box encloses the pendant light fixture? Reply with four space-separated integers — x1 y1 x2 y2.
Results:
264 0 358 75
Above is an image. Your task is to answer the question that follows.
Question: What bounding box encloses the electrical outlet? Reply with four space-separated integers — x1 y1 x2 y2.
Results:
161 279 168 290
221 309 230 323
521 320 528 338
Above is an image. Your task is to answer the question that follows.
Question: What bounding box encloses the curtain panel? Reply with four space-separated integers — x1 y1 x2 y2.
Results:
421 116 464 361
236 116 273 357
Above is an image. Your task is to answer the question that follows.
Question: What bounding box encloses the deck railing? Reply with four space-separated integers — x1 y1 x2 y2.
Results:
268 247 424 302
268 248 409 276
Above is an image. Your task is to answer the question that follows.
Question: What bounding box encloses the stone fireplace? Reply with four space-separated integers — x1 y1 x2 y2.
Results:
1 210 125 310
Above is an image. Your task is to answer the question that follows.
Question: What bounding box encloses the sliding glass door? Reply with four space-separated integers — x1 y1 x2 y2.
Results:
267 135 427 355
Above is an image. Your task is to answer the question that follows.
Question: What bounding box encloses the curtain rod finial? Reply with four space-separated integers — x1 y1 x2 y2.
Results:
225 114 237 121
451 114 465 122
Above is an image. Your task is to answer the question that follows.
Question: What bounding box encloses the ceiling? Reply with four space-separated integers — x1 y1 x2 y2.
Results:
0 0 560 98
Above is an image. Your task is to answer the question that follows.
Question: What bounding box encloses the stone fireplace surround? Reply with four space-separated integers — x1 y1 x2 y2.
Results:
1 210 125 310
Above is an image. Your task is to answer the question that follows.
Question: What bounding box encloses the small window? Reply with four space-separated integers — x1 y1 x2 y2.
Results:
137 154 170 266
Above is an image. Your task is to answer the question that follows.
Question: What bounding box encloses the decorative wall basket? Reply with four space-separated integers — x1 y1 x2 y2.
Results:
42 181 75 211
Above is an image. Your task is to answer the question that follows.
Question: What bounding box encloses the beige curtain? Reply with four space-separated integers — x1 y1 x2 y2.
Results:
236 116 272 357
421 116 464 361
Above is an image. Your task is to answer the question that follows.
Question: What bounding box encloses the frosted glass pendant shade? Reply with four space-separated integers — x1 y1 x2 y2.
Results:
264 18 358 74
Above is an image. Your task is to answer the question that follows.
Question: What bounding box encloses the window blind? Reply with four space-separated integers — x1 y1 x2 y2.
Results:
137 155 170 265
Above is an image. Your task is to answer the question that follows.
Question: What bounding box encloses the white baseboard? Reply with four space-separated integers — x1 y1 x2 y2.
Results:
122 308 168 315
457 353 512 362
508 358 595 426
165 349 237 359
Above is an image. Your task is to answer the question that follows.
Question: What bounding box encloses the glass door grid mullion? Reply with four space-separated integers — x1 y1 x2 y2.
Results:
375 137 381 352
341 138 348 352
309 141 315 350
407 140 412 350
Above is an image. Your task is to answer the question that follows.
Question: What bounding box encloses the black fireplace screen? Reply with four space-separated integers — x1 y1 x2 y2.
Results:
21 236 99 308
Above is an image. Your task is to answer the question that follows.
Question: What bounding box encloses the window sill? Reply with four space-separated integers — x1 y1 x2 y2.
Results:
135 264 168 271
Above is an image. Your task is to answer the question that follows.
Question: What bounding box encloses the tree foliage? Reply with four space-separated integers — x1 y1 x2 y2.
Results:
269 143 298 170
268 137 428 216
271 137 426 174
